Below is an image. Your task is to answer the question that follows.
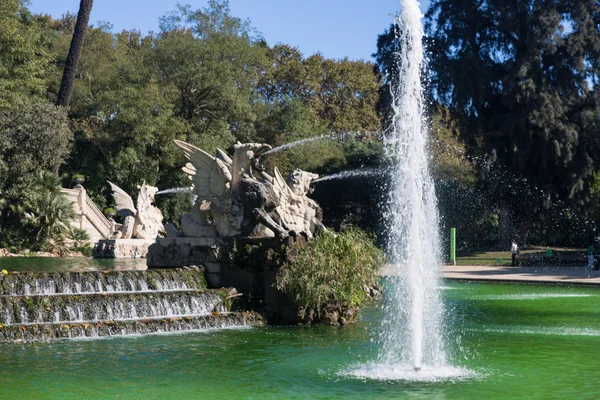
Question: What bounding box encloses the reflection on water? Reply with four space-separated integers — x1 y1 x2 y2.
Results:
0 257 147 272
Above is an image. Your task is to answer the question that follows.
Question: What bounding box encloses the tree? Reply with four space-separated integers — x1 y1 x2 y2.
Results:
425 0 600 207
0 172 75 250
155 1 270 151
259 45 382 134
0 0 51 108
25 172 76 243
56 0 93 107
0 100 72 189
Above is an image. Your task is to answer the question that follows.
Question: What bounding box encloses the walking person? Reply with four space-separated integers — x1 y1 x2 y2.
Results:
510 239 519 267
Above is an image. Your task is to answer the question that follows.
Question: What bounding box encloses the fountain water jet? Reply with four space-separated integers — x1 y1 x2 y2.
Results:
156 187 191 196
378 0 446 373
312 167 386 184
261 134 335 156
345 0 472 381
261 131 376 156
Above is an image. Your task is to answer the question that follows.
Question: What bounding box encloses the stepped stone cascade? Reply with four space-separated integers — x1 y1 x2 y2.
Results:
0 269 263 342
0 269 207 296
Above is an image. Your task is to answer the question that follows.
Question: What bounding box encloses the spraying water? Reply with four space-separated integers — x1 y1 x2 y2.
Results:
345 0 472 381
156 187 191 196
313 167 386 183
262 135 335 156
378 0 446 372
262 131 376 156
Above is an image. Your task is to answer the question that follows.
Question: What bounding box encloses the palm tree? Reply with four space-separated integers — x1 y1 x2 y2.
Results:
56 0 94 107
26 190 75 242
0 172 76 249
25 172 75 242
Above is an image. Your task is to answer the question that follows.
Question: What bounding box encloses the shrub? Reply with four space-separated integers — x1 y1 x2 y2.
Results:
0 172 75 250
0 99 72 188
69 228 92 256
276 227 384 310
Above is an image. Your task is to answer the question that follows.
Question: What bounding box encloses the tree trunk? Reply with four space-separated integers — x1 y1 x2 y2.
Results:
56 0 93 108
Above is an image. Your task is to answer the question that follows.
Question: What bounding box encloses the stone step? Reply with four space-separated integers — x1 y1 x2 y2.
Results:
0 289 230 325
0 268 207 296
0 311 264 342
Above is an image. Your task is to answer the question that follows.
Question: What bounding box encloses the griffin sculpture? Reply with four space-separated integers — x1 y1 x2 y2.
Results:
174 140 324 239
107 181 165 240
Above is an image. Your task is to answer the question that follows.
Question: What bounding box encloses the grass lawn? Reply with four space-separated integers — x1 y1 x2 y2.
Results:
451 247 589 266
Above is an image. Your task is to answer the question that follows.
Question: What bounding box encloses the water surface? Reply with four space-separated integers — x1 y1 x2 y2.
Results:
1 282 599 399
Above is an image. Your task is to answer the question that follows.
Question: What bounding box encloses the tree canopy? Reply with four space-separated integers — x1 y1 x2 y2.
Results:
425 0 600 206
0 0 383 229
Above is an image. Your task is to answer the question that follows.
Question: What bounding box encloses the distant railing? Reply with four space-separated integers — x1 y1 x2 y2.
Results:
84 195 112 238
62 188 113 240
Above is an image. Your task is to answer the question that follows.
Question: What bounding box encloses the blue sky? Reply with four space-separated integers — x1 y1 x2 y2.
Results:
29 0 431 61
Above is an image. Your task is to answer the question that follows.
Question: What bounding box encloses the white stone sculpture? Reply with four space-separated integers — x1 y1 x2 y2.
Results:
108 181 165 240
174 140 324 239
272 168 323 239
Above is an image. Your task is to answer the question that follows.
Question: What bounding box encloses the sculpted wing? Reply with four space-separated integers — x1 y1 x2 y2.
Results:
272 167 294 223
174 140 231 205
135 182 156 214
107 181 136 217
215 148 233 166
273 167 294 199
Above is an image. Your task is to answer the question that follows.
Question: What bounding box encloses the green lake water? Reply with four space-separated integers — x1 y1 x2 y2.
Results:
1 260 599 399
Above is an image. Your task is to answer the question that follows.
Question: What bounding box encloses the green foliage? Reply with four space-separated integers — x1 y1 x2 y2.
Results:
590 172 600 220
71 174 85 183
0 172 75 250
0 99 72 189
428 106 475 185
425 0 600 206
155 1 270 150
276 228 384 310
0 0 51 108
260 44 382 133
69 228 92 256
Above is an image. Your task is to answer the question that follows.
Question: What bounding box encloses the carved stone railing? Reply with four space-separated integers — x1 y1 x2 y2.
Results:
84 194 113 238
61 188 113 241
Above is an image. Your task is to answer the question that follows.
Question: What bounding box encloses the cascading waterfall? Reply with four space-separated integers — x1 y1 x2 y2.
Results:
0 269 263 342
378 0 446 372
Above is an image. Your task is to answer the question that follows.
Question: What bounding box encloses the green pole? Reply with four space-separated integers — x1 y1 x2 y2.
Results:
450 228 456 266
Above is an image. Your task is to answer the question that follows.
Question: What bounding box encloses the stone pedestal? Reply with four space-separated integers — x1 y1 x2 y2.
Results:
146 235 316 324
93 239 155 258
147 237 224 286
